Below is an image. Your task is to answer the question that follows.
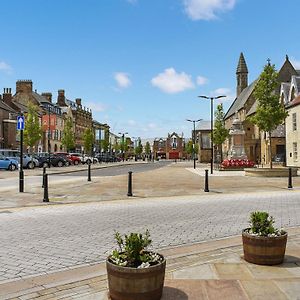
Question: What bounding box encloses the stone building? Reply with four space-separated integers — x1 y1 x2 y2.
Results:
194 120 212 163
224 54 298 164
153 132 185 159
56 90 92 152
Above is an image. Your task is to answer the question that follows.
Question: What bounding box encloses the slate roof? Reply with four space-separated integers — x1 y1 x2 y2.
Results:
236 52 248 73
271 124 285 138
224 80 258 119
286 94 300 109
0 100 17 112
195 120 211 131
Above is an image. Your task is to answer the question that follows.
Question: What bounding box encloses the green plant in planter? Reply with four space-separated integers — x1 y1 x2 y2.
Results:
110 229 163 268
247 211 286 237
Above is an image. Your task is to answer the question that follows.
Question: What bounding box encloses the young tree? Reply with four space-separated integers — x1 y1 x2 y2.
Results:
212 103 229 162
249 61 288 169
61 117 75 151
135 139 143 156
83 128 94 155
144 141 151 156
24 102 42 153
185 140 194 159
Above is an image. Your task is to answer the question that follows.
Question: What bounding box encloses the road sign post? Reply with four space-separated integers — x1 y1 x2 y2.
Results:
17 114 25 193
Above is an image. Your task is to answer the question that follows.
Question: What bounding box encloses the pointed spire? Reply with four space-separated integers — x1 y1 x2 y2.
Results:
236 52 248 74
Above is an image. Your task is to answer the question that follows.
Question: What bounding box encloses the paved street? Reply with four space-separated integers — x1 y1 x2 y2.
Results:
0 190 300 284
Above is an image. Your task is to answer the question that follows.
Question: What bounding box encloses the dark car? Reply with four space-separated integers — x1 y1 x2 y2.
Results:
95 153 119 163
34 153 69 167
272 153 286 163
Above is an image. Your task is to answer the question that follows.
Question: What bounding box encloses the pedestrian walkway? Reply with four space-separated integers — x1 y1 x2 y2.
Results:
1 227 299 299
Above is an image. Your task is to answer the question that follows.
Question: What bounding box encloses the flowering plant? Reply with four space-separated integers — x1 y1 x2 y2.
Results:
109 229 164 268
221 159 255 168
245 211 286 237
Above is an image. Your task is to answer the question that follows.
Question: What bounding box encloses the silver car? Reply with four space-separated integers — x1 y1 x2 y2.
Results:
0 149 39 169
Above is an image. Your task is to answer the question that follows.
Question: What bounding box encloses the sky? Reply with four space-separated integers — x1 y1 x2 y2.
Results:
1 0 300 139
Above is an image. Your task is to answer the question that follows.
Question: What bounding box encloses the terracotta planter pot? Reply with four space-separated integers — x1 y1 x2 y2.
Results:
106 254 166 300
242 229 287 265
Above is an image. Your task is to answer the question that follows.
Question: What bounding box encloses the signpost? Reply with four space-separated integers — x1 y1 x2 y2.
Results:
17 115 25 192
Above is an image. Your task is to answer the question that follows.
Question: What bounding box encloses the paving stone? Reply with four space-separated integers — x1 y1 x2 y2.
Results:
172 263 218 279
274 278 300 299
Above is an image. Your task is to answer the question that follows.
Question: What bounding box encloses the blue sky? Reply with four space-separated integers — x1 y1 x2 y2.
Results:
1 0 300 138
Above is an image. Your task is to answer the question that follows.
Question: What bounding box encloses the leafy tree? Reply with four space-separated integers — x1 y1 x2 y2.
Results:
61 117 75 151
83 128 94 155
135 139 143 156
249 61 288 169
24 102 42 153
185 140 199 160
212 103 229 161
144 141 151 155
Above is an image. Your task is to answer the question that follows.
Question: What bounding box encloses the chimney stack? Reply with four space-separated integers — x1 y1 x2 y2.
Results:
2 88 13 107
41 92 52 103
75 98 82 107
57 89 66 106
16 80 33 93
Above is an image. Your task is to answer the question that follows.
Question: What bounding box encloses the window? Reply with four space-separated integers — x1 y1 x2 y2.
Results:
171 137 177 149
292 113 297 131
293 142 298 161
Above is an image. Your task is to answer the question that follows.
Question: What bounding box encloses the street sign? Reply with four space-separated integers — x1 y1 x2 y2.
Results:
17 116 25 130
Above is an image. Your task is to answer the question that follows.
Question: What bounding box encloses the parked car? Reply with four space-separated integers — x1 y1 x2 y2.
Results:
272 153 286 163
95 153 120 163
0 154 18 171
0 149 39 169
54 152 81 165
34 153 69 167
69 153 98 164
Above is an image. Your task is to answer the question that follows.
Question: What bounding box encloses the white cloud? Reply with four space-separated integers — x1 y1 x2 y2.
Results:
183 0 237 21
151 68 194 94
128 119 137 126
211 87 235 102
0 61 13 74
114 72 131 88
86 101 107 112
196 75 208 85
291 58 300 70
147 123 157 129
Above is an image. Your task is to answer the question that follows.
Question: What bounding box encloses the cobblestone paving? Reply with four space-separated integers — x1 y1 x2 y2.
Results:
0 190 300 283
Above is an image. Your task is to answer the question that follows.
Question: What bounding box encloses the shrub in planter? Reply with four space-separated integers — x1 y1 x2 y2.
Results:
106 230 166 300
242 211 287 265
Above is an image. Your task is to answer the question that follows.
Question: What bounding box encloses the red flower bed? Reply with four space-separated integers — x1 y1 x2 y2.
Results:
221 159 255 169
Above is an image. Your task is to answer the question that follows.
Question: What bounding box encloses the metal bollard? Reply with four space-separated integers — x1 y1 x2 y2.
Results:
42 166 46 188
288 167 293 189
127 171 133 196
43 174 49 202
88 163 91 182
204 169 209 192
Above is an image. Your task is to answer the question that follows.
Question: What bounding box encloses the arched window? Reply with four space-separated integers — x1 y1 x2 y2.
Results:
291 86 296 101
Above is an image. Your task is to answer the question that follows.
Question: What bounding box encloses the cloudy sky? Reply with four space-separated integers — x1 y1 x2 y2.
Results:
1 0 300 138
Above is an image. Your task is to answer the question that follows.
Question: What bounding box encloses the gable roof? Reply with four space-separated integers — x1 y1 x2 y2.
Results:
224 80 257 120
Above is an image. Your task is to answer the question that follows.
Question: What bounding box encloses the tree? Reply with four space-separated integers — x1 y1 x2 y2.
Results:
212 103 229 162
185 140 193 159
83 128 94 155
249 61 288 169
61 117 75 151
24 102 42 153
144 141 151 156
135 139 143 156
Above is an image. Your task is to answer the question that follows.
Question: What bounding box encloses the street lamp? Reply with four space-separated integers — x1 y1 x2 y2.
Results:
198 95 226 174
186 119 202 169
118 132 128 162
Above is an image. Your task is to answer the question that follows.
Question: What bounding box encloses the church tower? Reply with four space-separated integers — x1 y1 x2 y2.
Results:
236 52 248 97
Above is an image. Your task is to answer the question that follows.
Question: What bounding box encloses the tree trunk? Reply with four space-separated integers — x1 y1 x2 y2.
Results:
269 132 273 169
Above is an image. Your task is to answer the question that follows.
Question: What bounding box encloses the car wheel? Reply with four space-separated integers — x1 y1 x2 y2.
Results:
27 161 35 169
57 160 63 167
86 159 91 165
8 164 17 171
65 161 70 166
74 160 79 165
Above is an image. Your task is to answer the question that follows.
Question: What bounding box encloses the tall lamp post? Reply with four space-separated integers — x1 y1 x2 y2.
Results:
186 119 202 169
118 132 128 162
198 95 226 174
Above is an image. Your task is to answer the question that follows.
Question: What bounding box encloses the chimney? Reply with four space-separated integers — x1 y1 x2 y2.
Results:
75 98 82 107
2 88 13 107
41 92 52 103
57 89 66 106
16 80 33 93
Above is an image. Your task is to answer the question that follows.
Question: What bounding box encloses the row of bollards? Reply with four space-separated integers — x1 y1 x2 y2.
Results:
41 166 294 202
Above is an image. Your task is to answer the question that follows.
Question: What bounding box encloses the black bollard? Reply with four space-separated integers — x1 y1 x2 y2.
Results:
204 169 209 192
88 163 91 182
43 174 49 202
127 171 133 196
42 166 46 188
288 167 293 189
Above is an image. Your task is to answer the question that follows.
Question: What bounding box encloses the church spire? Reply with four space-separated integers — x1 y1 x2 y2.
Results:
236 52 248 97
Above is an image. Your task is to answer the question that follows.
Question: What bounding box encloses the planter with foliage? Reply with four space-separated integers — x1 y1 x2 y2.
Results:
242 211 287 265
106 230 166 300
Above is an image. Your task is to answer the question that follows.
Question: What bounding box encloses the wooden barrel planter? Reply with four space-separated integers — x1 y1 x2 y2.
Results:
242 229 288 265
106 254 166 300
